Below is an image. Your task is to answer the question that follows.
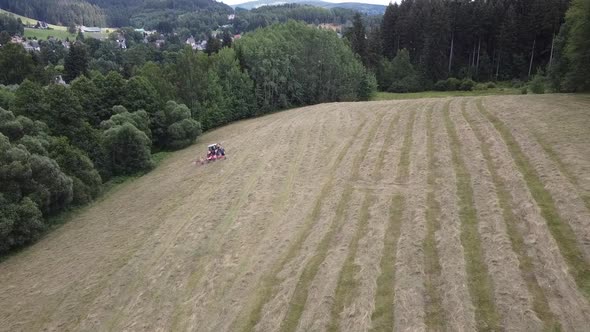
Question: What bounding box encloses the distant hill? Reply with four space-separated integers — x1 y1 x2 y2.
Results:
0 0 233 27
234 0 386 15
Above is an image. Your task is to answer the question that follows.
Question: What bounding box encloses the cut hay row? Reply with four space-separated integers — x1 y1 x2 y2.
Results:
327 192 374 332
423 103 445 330
477 102 590 300
1 96 589 332
467 101 590 330
443 102 501 331
368 108 415 332
430 102 477 331
279 113 385 332
450 101 538 330
233 115 370 332
392 105 429 331
463 101 559 330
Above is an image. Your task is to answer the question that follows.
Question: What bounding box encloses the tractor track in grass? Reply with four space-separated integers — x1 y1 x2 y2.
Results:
450 100 539 330
2 96 590 332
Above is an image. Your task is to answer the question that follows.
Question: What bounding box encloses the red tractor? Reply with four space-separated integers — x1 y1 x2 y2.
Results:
195 143 226 165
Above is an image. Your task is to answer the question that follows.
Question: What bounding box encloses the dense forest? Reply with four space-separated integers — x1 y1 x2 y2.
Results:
0 0 107 26
346 0 588 92
0 21 370 254
0 0 233 28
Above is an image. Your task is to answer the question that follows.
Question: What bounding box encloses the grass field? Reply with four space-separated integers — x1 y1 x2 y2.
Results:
373 87 520 100
23 28 75 40
0 94 589 331
1 8 112 40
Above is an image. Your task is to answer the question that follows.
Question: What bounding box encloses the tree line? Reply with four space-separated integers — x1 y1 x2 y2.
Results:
346 0 588 92
0 21 372 254
0 0 106 26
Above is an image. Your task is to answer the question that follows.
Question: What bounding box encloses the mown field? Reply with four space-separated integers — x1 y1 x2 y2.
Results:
0 9 111 40
0 95 589 331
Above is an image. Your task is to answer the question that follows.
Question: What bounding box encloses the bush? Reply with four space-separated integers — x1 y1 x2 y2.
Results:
530 71 546 94
152 101 202 150
434 80 448 91
102 123 153 175
486 81 497 89
474 83 489 91
459 78 476 91
512 79 524 88
521 86 528 94
388 75 423 93
358 71 378 101
446 77 461 91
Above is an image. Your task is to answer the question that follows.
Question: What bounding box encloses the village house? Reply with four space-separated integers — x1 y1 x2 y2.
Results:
35 21 49 29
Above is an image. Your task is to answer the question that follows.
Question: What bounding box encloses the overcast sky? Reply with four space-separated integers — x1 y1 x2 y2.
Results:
219 0 395 6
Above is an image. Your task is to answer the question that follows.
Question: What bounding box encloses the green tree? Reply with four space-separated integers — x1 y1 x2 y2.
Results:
152 101 202 149
12 80 48 121
348 13 367 65
123 76 160 114
102 122 153 175
71 76 102 126
206 35 222 55
563 0 590 91
64 41 89 82
49 137 102 205
0 44 34 85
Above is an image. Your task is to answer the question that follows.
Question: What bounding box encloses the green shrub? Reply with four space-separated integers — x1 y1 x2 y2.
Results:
486 81 497 89
512 79 524 88
521 86 528 94
102 123 153 175
434 80 448 91
530 71 546 94
153 101 202 150
388 75 423 93
446 77 461 90
459 78 476 91
474 83 489 91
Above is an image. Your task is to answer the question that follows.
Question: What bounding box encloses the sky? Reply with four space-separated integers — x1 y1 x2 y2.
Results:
219 0 396 6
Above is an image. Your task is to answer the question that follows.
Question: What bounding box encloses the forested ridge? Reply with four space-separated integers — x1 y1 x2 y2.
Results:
0 21 370 254
0 0 233 27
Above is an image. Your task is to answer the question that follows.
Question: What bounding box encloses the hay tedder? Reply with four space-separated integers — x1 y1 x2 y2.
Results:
195 143 226 165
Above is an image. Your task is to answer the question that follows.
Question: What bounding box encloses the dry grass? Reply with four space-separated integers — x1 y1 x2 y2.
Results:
424 104 445 330
478 102 590 300
369 194 405 332
1 96 589 331
443 102 501 331
467 101 560 331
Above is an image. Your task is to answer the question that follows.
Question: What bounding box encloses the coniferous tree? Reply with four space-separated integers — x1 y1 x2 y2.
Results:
348 13 368 65
64 42 89 82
